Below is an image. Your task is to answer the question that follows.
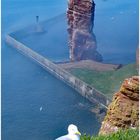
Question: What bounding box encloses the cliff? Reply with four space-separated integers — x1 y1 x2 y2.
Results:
67 0 102 62
99 76 139 135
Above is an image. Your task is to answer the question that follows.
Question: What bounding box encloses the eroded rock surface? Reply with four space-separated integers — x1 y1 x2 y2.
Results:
67 0 102 61
99 76 139 135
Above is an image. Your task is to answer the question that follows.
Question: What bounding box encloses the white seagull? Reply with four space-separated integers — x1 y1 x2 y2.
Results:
40 106 43 111
55 124 81 140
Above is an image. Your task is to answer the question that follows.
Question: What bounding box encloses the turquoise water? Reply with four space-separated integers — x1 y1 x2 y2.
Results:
2 0 138 140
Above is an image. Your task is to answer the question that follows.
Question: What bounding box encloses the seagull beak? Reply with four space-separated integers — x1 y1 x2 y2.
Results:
75 131 81 136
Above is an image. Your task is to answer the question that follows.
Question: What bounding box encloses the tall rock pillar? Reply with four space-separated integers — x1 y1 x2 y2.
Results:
67 0 102 62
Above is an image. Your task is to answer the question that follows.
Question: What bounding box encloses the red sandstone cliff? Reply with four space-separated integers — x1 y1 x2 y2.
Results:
67 0 102 62
99 76 139 135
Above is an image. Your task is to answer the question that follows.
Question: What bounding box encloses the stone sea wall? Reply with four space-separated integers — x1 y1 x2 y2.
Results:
5 35 110 108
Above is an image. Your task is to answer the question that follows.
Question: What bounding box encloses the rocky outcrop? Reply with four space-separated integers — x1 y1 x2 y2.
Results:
67 0 102 62
99 76 139 135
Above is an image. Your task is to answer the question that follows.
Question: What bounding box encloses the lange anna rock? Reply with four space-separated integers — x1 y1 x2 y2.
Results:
67 0 102 62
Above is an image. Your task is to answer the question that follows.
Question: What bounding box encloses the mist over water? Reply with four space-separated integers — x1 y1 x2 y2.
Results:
2 0 138 140
2 0 67 35
94 0 138 64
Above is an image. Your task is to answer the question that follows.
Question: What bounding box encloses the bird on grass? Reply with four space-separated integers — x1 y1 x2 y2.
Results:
55 124 81 140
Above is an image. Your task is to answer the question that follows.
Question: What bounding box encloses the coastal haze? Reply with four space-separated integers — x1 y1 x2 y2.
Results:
2 0 138 140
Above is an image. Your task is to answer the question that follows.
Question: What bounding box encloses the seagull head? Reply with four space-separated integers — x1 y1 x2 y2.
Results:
68 124 81 136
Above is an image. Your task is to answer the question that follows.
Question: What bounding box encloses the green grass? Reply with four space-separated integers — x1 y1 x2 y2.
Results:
69 63 138 99
81 129 139 140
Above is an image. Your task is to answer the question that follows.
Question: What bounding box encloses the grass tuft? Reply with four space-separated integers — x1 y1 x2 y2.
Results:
80 129 139 140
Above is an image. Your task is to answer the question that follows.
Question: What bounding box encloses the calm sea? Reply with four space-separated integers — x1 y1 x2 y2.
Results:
2 0 100 140
2 0 138 140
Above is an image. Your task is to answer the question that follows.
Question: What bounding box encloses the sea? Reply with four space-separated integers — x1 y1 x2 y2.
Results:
1 0 138 140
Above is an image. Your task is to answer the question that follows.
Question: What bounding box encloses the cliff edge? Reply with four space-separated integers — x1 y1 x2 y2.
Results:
99 76 139 135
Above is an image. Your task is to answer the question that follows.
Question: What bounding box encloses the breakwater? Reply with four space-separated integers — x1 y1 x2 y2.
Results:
5 35 111 108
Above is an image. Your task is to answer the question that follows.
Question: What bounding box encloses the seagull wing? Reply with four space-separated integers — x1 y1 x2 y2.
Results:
55 135 72 140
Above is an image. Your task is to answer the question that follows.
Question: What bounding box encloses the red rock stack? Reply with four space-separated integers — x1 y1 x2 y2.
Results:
99 76 139 135
67 0 102 62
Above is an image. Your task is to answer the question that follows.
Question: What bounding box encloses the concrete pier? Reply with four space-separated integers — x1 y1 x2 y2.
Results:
5 35 111 108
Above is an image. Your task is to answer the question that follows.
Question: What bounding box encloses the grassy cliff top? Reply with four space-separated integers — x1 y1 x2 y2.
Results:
81 129 139 140
69 63 138 99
